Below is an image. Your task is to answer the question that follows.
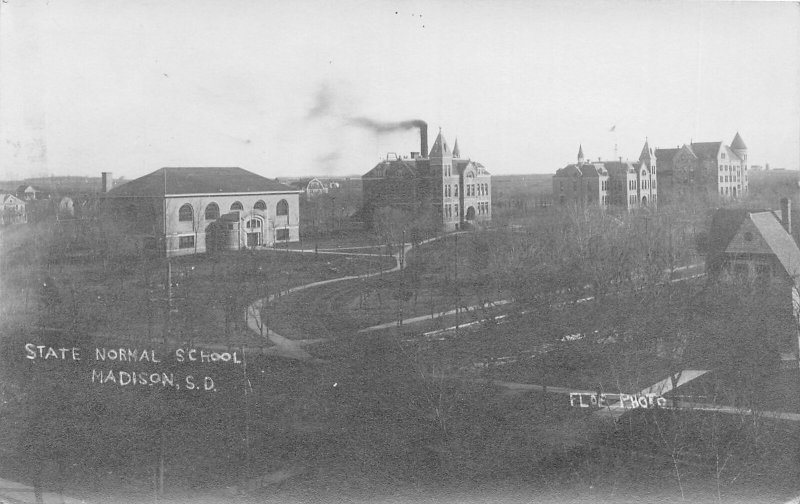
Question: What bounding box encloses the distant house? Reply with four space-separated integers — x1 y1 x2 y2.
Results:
290 178 342 198
103 167 301 257
706 200 800 364
1 194 26 225
305 178 327 197
57 196 75 219
16 184 48 201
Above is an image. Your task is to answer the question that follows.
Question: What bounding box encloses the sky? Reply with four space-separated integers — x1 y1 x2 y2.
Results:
1 0 798 181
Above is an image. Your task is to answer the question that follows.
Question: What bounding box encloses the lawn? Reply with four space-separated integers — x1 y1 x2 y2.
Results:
1 244 395 345
264 235 513 340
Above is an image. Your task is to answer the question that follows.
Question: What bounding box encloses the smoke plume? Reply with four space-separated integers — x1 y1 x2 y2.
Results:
347 117 427 133
306 83 429 161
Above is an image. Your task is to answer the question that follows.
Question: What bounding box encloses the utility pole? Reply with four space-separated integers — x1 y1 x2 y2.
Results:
163 169 171 341
401 228 405 269
331 196 336 235
455 233 459 333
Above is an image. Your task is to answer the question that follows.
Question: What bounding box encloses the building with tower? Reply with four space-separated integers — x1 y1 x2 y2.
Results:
655 132 749 205
362 128 492 231
553 140 657 210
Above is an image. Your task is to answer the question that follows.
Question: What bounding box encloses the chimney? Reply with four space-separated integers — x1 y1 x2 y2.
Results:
781 197 791 233
420 123 428 158
101 172 113 193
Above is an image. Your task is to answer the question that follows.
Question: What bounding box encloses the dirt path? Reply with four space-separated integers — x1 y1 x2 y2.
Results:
358 299 512 333
244 235 449 360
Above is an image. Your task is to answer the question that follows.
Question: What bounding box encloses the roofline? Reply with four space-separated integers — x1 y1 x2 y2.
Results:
164 190 302 198
107 190 302 198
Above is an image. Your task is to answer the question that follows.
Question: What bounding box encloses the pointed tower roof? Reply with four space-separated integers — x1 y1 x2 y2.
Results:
639 138 653 160
731 132 747 150
452 138 461 158
577 144 585 162
429 128 451 158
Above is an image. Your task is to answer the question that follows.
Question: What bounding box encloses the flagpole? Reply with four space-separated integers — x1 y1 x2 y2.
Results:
610 124 618 160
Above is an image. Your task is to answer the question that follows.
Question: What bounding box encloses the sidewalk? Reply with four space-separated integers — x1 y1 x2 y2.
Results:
0 477 88 504
244 234 449 360
358 299 512 333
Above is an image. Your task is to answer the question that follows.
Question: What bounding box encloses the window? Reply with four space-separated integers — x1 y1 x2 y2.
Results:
179 236 195 249
455 204 459 217
205 202 219 220
721 153 726 160
720 176 724 182
276 228 290 241
179 204 193 222
254 200 267 211
246 218 261 229
230 201 243 211
276 199 289 216
756 264 770 281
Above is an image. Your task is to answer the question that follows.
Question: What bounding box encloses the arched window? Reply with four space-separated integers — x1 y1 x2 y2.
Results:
276 199 289 216
205 202 220 220
178 203 193 222
254 200 267 211
230 201 243 211
246 218 262 229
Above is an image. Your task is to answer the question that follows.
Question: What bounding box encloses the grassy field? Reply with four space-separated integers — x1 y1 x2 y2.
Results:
265 235 512 340
1 232 395 344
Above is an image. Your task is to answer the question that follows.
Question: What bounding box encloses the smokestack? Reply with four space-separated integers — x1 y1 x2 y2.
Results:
781 197 791 233
420 123 428 158
101 172 113 193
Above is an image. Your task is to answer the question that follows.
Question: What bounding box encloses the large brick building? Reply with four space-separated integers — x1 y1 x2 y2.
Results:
655 132 748 205
553 141 657 210
362 128 492 231
103 167 301 257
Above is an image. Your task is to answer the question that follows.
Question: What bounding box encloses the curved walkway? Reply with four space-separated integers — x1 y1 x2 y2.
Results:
245 235 448 360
